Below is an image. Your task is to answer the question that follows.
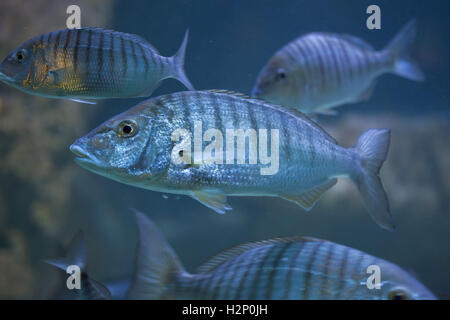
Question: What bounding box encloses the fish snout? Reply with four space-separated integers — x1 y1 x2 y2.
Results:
251 85 263 98
70 142 90 159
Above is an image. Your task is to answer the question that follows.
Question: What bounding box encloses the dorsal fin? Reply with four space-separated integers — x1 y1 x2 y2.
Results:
204 90 337 144
196 236 325 274
207 89 253 99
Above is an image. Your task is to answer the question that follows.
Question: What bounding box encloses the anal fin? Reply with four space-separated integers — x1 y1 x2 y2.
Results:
191 190 232 214
281 178 337 211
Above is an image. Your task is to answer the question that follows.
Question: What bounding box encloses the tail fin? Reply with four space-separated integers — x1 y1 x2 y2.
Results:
43 231 87 272
171 29 195 91
43 231 112 300
127 209 184 300
353 129 394 231
385 20 425 81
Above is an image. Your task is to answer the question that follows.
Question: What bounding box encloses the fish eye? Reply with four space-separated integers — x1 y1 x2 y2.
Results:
15 50 26 63
276 68 286 80
117 120 138 138
388 288 409 300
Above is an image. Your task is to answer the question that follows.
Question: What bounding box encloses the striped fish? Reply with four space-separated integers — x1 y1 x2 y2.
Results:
70 90 393 230
252 20 424 114
127 210 437 300
0 28 194 103
44 232 112 300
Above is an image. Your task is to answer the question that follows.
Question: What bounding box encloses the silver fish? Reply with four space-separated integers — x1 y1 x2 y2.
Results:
127 210 436 300
252 20 424 113
43 232 112 300
70 90 393 230
0 28 194 103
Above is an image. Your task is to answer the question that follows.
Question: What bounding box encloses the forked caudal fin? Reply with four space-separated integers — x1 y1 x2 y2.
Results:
127 209 184 299
43 231 87 272
385 20 425 82
352 129 394 231
171 29 195 91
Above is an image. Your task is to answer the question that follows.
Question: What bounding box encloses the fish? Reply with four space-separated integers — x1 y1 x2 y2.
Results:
70 90 393 230
43 231 112 300
127 209 437 300
0 28 194 103
251 20 424 113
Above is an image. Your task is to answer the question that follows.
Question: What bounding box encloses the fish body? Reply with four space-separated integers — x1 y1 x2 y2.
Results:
0 28 194 102
252 20 424 113
44 232 112 300
128 210 437 300
71 90 393 230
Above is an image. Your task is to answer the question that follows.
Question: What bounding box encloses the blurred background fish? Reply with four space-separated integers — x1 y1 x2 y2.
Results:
128 209 436 300
0 28 194 104
70 90 393 230
43 231 112 300
252 20 424 114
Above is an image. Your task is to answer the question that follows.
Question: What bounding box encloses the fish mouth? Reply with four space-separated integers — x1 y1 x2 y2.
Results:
70 144 102 167
251 85 262 97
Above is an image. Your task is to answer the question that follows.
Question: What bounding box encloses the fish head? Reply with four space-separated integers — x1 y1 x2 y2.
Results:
0 37 49 92
377 261 437 300
251 53 305 107
70 105 156 184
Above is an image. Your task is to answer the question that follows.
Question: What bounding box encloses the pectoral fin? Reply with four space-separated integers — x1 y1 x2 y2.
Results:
191 190 232 214
281 178 337 211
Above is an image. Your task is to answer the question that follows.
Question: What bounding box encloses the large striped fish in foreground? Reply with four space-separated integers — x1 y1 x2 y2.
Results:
128 210 436 300
70 90 393 230
0 28 194 103
252 20 424 114
43 232 112 300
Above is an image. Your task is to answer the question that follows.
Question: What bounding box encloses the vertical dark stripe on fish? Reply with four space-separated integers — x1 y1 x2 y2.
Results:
210 260 234 299
302 241 323 299
284 44 298 64
339 40 354 83
335 245 350 299
327 36 343 88
109 33 115 78
265 242 294 299
97 31 104 76
319 242 335 299
178 91 189 129
137 43 149 78
346 250 366 298
63 29 72 66
73 30 81 74
295 41 312 79
53 30 61 60
283 242 306 299
38 34 45 46
315 36 334 88
120 35 128 77
310 37 327 91
130 39 138 73
248 244 279 299
85 29 92 68
221 248 253 299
